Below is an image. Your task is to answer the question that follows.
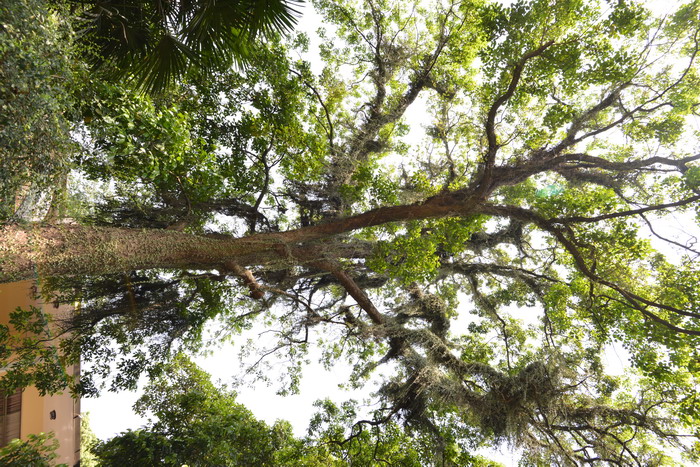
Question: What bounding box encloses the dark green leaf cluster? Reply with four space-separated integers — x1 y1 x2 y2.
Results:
77 39 312 233
74 0 303 92
93 356 301 466
46 271 244 394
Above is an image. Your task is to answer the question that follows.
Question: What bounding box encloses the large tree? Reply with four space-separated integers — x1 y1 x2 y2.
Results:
92 355 463 466
92 355 298 466
2 0 700 463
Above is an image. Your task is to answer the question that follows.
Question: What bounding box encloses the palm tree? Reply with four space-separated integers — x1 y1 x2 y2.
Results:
78 0 302 92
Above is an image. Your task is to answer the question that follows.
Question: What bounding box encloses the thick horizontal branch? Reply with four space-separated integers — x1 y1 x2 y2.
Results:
561 153 700 172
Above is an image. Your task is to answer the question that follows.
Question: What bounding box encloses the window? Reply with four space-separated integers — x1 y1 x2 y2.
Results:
0 388 21 447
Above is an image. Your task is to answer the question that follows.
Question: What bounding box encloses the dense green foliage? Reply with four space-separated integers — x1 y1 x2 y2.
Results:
80 414 100 467
75 0 302 92
0 0 79 220
2 0 700 464
0 432 66 467
93 356 292 466
92 356 479 466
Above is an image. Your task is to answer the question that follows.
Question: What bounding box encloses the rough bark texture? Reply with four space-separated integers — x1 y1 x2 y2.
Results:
0 191 481 283
0 225 271 282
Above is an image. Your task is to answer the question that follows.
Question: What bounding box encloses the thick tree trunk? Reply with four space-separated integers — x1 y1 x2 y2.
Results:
0 224 256 282
0 192 481 283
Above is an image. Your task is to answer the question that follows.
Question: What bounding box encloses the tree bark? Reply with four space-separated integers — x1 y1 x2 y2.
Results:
0 191 481 283
0 224 251 282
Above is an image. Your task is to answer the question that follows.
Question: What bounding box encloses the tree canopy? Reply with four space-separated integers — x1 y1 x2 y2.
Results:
92 355 473 466
2 0 700 464
92 355 297 466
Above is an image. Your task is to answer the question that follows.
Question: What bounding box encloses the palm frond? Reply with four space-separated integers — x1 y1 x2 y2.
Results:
249 0 303 38
76 0 304 93
130 34 198 93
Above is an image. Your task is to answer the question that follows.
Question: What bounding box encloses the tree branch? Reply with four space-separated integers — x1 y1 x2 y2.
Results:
479 40 555 194
312 260 385 324
479 203 700 336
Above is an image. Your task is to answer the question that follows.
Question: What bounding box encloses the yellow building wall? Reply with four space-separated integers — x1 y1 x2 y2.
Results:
0 280 80 466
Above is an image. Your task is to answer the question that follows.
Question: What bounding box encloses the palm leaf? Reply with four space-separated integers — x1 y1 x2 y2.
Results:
249 0 303 38
76 0 304 93
130 34 199 93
